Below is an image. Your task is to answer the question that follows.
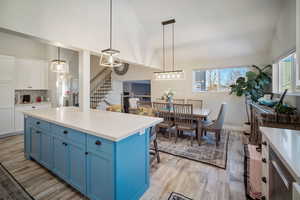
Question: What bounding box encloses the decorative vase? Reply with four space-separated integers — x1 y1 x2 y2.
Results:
167 96 173 111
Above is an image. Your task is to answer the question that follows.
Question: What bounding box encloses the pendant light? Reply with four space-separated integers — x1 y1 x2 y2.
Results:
50 47 69 73
154 19 184 80
99 0 122 68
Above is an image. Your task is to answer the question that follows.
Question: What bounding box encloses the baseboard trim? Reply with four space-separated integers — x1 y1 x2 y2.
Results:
0 131 23 139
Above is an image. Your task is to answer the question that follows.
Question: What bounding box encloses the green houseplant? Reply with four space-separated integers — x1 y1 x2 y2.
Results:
230 65 272 123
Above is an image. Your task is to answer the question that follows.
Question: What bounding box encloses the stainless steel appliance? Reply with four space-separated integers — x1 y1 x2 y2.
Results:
269 147 295 200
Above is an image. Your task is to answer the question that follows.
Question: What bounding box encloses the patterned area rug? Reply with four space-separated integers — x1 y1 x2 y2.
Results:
0 163 34 200
154 129 230 169
168 192 193 200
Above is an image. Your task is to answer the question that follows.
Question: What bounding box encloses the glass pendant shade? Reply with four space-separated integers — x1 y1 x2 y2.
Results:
50 60 69 73
154 70 185 81
99 48 122 68
50 47 69 73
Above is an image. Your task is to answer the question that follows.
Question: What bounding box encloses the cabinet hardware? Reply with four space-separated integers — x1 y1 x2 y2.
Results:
262 141 267 146
85 152 89 155
261 196 266 200
63 130 68 134
32 106 36 109
36 121 40 125
95 140 102 145
36 131 41 134
62 142 68 146
262 177 267 183
262 158 267 163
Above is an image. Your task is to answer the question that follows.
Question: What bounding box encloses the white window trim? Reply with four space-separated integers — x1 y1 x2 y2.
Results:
192 66 249 93
273 50 300 95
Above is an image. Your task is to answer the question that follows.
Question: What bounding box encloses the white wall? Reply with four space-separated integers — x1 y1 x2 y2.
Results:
0 31 46 59
0 0 158 68
271 0 296 60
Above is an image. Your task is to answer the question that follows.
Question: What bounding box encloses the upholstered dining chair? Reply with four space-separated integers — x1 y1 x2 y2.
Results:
186 99 203 109
173 103 199 146
152 102 174 139
200 103 227 146
173 99 185 104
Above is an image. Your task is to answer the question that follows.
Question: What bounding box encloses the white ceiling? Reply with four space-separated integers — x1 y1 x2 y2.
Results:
128 0 283 66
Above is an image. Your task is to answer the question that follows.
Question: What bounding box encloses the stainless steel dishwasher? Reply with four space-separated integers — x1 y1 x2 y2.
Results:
269 147 295 200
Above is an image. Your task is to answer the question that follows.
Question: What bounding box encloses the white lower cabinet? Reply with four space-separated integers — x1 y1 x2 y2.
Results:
15 103 51 132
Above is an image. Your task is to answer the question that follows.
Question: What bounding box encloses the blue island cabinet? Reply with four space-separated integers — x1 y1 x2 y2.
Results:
24 116 150 200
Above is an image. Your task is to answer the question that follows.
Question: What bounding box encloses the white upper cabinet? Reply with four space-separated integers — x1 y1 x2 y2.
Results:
15 58 48 90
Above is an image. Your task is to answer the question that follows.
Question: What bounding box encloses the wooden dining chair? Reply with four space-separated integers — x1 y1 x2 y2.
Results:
200 103 227 146
173 99 185 104
138 100 152 108
152 102 174 139
186 99 203 109
173 103 199 146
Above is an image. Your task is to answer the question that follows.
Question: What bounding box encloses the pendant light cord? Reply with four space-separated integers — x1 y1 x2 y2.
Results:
172 23 174 71
163 25 165 72
110 0 113 49
58 47 61 64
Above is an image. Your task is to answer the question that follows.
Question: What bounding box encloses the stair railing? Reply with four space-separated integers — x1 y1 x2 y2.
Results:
90 68 112 95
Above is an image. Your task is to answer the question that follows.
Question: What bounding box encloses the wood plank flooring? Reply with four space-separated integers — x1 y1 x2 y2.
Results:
0 131 246 200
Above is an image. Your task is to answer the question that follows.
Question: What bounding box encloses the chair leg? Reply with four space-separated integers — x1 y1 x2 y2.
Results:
197 130 201 146
190 135 194 146
175 129 179 143
168 127 171 139
153 138 160 163
216 130 220 146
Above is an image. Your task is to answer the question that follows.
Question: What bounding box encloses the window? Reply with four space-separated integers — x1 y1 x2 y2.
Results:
273 51 298 93
193 67 248 92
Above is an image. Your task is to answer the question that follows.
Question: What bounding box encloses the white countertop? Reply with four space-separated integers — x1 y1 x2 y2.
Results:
260 127 300 182
23 107 163 142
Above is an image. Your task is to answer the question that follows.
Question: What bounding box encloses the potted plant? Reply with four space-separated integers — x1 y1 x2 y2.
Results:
230 65 272 125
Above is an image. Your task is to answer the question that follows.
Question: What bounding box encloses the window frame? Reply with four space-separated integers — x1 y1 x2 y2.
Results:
273 50 298 94
192 66 249 93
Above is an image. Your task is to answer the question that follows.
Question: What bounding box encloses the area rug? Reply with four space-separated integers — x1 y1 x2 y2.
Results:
154 129 230 169
0 163 34 200
168 192 193 200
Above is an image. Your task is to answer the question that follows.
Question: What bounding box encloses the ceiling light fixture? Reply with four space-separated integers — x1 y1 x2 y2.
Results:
99 0 122 68
50 47 69 73
154 19 184 81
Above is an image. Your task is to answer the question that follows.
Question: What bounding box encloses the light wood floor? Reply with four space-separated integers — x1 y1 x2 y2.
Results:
0 132 246 200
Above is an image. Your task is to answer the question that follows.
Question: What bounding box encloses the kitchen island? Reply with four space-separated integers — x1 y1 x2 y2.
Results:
23 107 162 200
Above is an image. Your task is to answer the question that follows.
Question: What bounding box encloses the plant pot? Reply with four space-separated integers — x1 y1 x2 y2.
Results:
290 115 300 124
276 113 291 124
260 113 277 124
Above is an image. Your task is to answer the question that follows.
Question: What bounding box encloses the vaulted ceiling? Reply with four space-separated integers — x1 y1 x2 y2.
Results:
128 0 283 66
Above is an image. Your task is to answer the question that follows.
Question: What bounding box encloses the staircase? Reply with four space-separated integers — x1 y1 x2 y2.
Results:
90 67 112 109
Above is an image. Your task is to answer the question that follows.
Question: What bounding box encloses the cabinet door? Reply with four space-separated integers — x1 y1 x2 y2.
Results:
86 152 114 200
69 143 86 194
15 59 48 89
40 132 53 169
30 128 41 161
53 137 69 180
